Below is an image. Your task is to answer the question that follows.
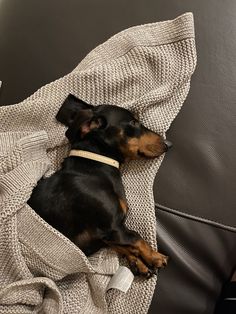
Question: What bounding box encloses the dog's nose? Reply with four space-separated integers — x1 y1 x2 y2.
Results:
164 140 173 151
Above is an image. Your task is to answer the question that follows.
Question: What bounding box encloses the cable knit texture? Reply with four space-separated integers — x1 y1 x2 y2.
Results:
0 13 196 313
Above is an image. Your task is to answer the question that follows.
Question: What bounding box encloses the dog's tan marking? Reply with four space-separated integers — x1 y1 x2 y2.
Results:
120 132 164 159
131 239 168 268
138 133 164 157
119 198 128 214
107 238 168 276
111 245 150 276
120 137 139 159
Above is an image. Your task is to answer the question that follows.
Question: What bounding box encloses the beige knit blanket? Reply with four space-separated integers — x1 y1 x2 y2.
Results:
0 13 196 314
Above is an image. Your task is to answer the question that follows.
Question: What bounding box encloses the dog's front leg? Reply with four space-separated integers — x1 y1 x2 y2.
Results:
104 225 168 278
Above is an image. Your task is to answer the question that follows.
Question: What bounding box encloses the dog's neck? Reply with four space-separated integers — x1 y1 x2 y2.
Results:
69 150 119 169
70 138 125 164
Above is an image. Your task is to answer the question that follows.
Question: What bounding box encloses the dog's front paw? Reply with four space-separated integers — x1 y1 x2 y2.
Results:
128 256 153 278
128 253 168 278
152 252 169 269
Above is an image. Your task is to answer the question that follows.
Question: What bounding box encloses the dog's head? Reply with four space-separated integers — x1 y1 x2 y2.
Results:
56 94 172 161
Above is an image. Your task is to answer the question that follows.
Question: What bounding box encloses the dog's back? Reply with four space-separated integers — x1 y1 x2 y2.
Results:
28 155 125 255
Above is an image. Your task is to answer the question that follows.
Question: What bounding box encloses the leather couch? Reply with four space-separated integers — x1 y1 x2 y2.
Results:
1 1 235 313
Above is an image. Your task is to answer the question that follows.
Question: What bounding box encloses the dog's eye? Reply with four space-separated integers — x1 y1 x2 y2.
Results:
129 120 140 127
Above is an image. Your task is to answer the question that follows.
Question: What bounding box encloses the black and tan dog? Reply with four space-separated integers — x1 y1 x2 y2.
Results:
28 94 171 277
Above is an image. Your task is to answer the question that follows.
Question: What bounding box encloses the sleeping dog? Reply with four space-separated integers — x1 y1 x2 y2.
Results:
28 94 171 277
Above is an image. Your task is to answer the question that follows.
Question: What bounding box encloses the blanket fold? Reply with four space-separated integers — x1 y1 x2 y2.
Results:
0 12 196 313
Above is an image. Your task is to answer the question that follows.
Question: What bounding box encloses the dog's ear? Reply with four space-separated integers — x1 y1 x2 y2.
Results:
56 94 93 127
64 107 92 143
65 112 106 144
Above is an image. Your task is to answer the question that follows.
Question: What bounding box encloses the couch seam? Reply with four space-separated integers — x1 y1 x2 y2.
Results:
155 203 236 233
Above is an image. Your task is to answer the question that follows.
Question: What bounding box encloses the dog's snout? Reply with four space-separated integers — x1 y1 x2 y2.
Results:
164 140 173 151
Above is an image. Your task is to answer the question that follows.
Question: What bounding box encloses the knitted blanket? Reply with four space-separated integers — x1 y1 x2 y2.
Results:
0 13 196 314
